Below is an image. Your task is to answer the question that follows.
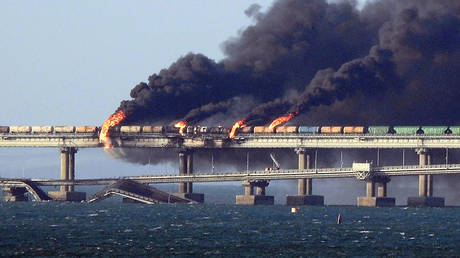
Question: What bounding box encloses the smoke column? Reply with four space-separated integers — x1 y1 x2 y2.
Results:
108 0 460 203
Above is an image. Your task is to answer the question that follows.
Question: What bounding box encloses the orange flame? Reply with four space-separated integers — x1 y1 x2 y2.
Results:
268 112 297 131
99 110 126 147
174 121 187 136
229 119 246 139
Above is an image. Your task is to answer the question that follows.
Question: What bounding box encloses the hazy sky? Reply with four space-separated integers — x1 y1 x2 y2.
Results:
0 1 279 125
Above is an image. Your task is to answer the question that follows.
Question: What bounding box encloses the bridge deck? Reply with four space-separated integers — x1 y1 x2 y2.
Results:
2 164 460 186
87 179 194 204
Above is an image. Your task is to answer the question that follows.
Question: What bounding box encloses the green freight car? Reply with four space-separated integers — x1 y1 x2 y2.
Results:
448 126 460 135
421 126 449 135
368 126 391 134
393 126 422 135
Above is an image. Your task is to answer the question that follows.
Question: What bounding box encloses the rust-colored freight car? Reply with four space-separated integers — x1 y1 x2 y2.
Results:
275 126 298 133
76 126 97 133
320 126 342 134
0 126 9 133
254 126 274 133
343 126 366 134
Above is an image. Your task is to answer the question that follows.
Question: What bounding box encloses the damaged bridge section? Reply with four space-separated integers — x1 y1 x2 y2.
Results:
87 179 196 204
1 179 51 202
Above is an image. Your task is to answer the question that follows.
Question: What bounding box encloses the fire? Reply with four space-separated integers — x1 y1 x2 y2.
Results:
268 112 297 131
174 121 187 136
229 119 246 139
99 110 126 147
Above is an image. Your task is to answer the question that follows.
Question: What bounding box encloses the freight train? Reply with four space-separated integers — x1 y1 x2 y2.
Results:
1 125 460 136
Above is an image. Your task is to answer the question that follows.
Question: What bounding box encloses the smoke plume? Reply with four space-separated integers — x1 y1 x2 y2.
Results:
117 0 459 127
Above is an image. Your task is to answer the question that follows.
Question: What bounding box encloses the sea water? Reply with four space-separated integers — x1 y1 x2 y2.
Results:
1 202 460 256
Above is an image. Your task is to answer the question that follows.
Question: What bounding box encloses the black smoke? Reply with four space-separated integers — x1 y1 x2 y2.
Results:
117 0 459 127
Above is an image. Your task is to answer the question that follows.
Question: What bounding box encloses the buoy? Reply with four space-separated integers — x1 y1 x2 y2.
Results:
337 213 342 224
291 207 299 213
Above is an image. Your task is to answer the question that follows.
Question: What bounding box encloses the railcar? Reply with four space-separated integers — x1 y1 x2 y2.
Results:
421 126 449 135
10 126 32 133
367 126 391 134
208 127 227 134
142 126 164 133
238 126 253 134
298 126 320 134
164 126 179 134
54 126 75 133
254 126 274 133
320 126 343 134
275 126 298 133
393 126 422 135
76 126 98 133
343 126 367 134
448 126 460 135
32 126 53 133
0 126 8 133
120 126 141 133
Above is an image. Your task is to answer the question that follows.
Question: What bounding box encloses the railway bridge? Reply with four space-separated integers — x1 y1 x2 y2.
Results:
2 132 460 206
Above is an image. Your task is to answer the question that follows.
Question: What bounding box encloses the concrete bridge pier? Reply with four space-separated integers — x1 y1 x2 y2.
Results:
286 148 324 206
236 180 274 205
407 148 444 207
357 176 395 207
48 147 86 202
2 186 28 201
174 150 204 203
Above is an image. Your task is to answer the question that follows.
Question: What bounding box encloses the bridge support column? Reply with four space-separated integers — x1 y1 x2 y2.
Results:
174 150 204 203
48 147 86 202
358 176 395 207
178 151 187 194
236 180 274 205
60 148 69 192
286 148 324 206
2 186 28 202
67 148 77 192
408 148 444 207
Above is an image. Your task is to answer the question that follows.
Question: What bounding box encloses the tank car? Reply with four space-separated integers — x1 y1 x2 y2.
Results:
254 126 274 133
0 126 9 133
275 126 298 133
298 126 320 134
320 126 342 134
76 126 97 133
142 126 164 133
343 126 367 134
120 126 141 133
10 126 32 133
54 126 75 133
32 126 53 133
393 126 421 135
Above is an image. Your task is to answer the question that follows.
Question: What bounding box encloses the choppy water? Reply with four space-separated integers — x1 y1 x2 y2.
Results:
1 202 460 257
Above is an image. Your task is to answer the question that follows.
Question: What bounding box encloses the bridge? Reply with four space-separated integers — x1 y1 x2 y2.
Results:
0 132 458 207
4 163 460 185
